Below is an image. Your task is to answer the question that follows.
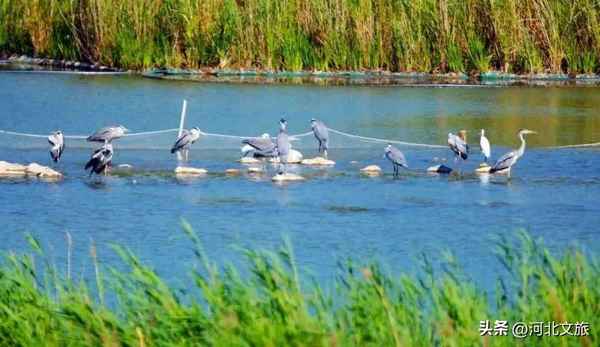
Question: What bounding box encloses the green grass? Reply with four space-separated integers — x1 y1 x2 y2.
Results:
0 224 598 346
1 0 599 74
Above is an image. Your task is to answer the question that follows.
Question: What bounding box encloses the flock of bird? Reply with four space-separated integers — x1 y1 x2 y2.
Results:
44 118 536 178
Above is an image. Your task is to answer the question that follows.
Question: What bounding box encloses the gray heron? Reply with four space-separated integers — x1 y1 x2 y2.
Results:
276 118 290 174
85 143 113 176
448 130 469 174
47 130 64 162
171 127 201 161
241 133 276 158
480 129 491 163
490 129 537 177
310 118 329 158
87 125 128 143
384 144 408 177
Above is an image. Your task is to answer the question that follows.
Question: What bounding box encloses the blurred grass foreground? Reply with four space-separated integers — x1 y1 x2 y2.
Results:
0 223 598 346
2 0 600 74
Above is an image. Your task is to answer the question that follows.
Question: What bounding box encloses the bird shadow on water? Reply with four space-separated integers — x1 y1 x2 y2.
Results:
84 179 111 190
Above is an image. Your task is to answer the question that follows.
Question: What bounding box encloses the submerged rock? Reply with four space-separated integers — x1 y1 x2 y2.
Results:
174 166 207 175
301 157 335 166
247 167 264 174
272 173 305 182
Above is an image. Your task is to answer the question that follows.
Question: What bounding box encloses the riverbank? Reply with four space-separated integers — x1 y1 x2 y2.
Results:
3 55 600 86
0 227 597 346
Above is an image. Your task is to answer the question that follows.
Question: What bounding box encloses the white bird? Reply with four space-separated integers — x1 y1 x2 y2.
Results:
47 130 64 162
480 129 491 163
490 129 537 177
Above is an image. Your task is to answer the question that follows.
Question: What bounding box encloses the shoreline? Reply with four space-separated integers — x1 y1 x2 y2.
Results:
3 55 600 86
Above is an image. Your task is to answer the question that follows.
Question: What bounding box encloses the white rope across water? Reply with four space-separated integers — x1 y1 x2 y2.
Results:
546 142 600 149
328 128 447 148
1 127 598 149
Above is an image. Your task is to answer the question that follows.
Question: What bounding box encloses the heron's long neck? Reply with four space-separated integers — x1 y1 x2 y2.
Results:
516 133 526 157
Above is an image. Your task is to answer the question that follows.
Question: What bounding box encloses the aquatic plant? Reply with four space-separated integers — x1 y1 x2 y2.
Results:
0 225 597 346
1 0 599 74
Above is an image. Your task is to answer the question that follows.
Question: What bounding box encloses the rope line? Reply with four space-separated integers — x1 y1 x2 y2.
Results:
1 128 598 149
328 128 447 148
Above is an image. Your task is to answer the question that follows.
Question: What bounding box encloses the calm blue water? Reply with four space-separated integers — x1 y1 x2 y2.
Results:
1 72 599 290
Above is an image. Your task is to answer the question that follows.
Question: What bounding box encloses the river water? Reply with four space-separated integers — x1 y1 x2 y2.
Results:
1 71 599 290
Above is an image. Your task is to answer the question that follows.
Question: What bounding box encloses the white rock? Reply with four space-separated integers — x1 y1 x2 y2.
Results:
269 149 303 164
272 173 305 182
301 157 335 166
239 157 262 164
174 166 207 175
360 165 382 173
0 161 27 176
475 163 491 174
26 163 63 178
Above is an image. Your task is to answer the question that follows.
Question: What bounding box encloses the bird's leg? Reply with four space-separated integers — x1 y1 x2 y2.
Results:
324 149 328 159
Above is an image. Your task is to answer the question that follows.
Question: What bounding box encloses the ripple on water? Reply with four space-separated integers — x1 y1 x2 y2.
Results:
325 205 382 214
194 197 255 206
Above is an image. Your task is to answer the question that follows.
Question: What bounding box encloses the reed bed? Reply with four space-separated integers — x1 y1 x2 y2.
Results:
0 224 597 346
1 0 599 74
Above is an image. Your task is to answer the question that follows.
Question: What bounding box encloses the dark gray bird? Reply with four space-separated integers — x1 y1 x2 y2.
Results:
87 125 128 143
490 129 537 177
310 118 329 158
85 143 113 176
276 118 290 174
448 131 469 161
47 130 64 162
384 144 407 177
171 127 201 161
241 133 276 158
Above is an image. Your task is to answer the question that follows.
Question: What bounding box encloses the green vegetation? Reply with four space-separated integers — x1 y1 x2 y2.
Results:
0 224 598 346
1 0 600 74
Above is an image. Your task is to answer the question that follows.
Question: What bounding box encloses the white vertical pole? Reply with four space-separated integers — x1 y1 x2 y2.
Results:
177 99 187 161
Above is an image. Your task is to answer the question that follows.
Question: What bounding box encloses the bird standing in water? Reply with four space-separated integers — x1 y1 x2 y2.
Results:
276 118 290 174
480 129 491 163
48 130 64 162
310 118 329 158
384 144 408 177
490 129 537 178
85 143 113 176
171 127 201 161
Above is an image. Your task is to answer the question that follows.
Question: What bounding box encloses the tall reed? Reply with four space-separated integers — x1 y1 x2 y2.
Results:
0 226 597 346
2 0 599 73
